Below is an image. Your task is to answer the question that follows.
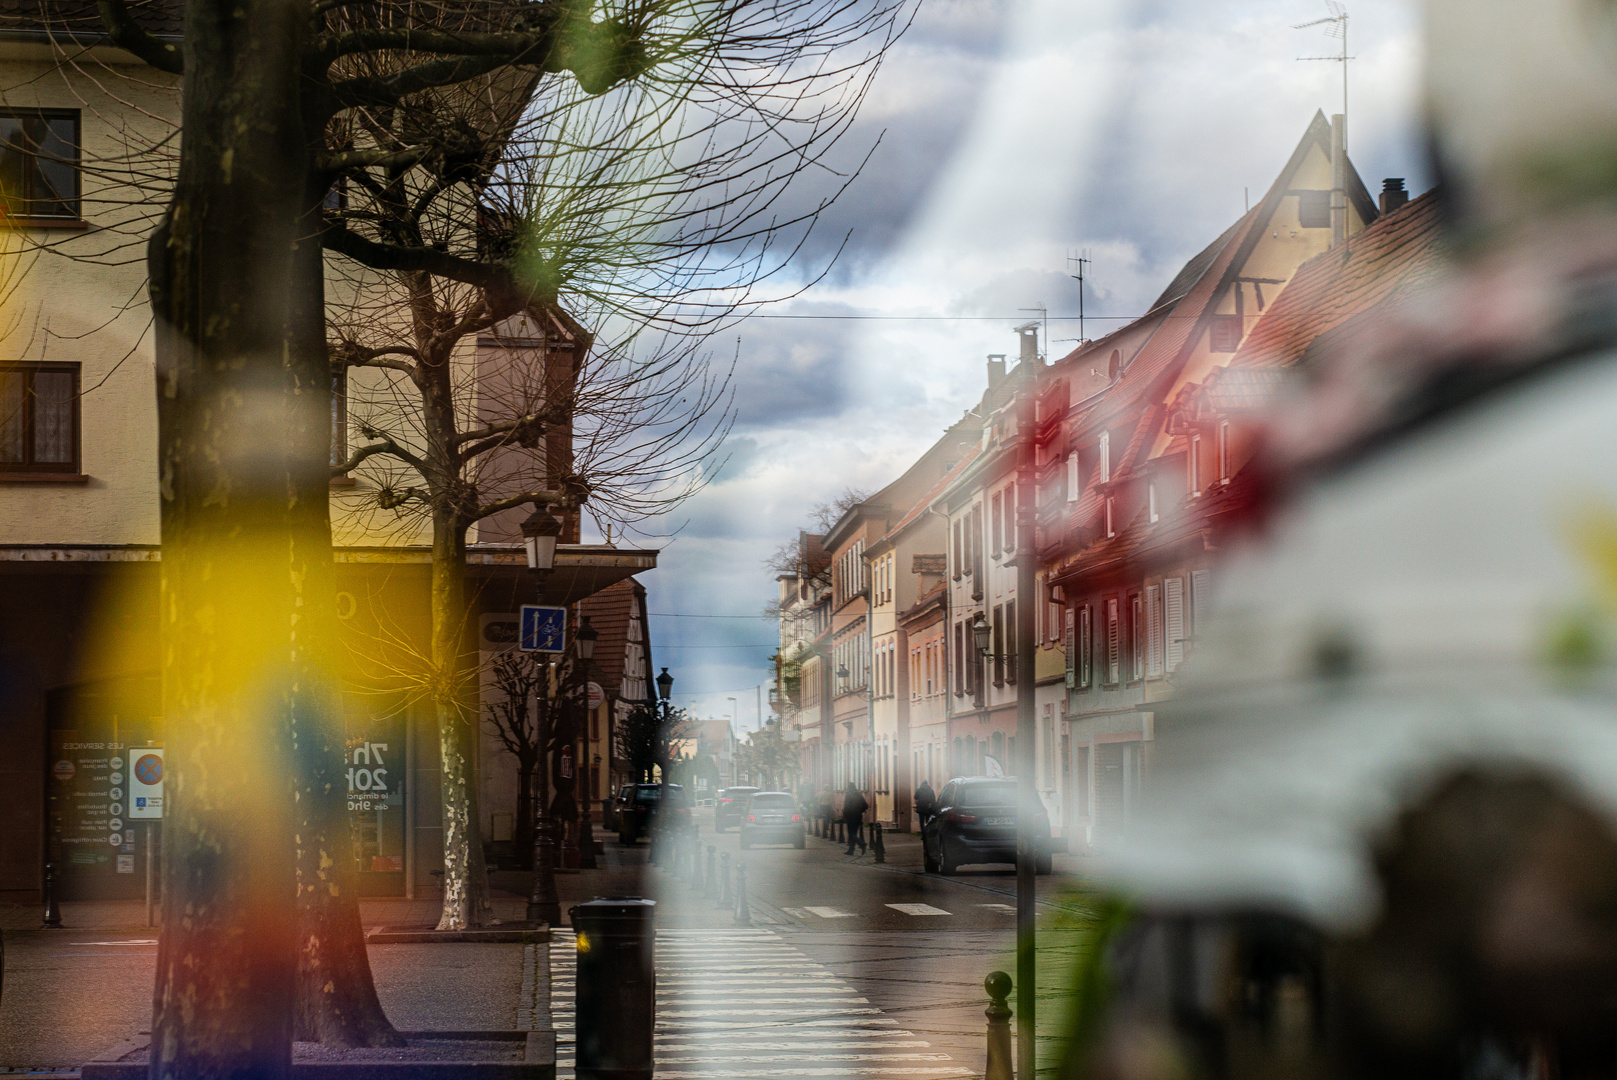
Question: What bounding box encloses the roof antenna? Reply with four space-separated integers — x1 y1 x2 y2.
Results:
1295 1 1352 146
1066 250 1091 344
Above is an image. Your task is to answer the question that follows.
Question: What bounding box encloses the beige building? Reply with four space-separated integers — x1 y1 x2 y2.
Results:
0 6 652 900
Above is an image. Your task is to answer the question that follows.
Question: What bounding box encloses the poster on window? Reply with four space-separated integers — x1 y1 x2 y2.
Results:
346 709 406 881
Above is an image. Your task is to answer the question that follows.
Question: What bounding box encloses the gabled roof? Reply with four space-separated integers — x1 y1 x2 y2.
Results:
0 0 180 41
883 445 980 540
576 577 648 704
1233 189 1445 373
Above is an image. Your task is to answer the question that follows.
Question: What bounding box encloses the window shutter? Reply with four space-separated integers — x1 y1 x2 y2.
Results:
1191 569 1210 639
1165 577 1185 672
1146 583 1162 676
1080 605 1092 688
1066 451 1079 502
1005 600 1017 684
1064 607 1076 688
1106 598 1120 684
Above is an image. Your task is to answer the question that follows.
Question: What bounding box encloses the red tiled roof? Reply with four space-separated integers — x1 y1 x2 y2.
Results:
1233 190 1446 372
886 445 980 538
576 576 647 704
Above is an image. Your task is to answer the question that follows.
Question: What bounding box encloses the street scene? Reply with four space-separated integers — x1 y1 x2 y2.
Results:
8 0 1617 1078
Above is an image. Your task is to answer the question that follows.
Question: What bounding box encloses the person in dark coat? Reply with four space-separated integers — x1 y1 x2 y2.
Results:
817 786 835 839
913 779 937 830
842 782 868 855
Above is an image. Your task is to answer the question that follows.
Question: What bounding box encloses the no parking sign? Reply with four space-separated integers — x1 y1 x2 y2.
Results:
129 748 164 820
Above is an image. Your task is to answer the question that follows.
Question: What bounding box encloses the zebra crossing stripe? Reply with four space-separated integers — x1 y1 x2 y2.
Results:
802 906 858 918
548 928 966 1080
885 903 952 916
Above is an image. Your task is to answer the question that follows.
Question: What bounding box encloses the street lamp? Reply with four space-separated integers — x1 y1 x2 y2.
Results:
656 667 674 704
521 506 563 578
971 611 994 659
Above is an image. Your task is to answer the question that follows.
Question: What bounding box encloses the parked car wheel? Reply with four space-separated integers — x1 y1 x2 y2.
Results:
922 841 938 874
939 839 958 876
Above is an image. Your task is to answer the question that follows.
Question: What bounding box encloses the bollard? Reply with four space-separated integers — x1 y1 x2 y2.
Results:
734 859 751 926
873 821 886 864
983 971 1013 1080
41 861 63 929
719 852 732 908
705 845 717 898
689 834 705 893
578 806 598 871
571 898 656 1080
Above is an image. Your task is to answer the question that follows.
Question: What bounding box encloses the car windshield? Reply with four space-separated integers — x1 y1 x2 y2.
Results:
635 786 661 803
722 788 756 800
959 782 1017 808
750 793 794 808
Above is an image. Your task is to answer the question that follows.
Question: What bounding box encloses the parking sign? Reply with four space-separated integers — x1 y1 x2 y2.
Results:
128 748 164 820
520 605 567 653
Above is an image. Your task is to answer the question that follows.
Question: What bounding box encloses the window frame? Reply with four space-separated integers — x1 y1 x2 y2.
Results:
0 108 82 222
0 360 81 475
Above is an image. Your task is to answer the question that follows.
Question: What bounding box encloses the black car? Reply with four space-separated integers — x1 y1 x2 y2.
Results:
738 791 806 849
615 782 691 845
921 777 1052 875
713 786 759 832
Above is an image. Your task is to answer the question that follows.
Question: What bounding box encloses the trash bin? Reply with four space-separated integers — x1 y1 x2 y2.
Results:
570 897 656 1080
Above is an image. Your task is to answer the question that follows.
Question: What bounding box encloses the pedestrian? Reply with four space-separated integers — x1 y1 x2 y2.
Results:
842 782 868 855
913 779 936 831
818 786 834 839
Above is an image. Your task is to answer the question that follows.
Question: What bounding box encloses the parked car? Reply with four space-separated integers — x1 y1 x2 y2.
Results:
921 777 1052 875
713 786 758 832
615 782 691 845
738 791 805 849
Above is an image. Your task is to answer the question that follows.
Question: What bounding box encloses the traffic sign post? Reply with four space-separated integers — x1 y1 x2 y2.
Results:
128 748 163 928
520 605 567 653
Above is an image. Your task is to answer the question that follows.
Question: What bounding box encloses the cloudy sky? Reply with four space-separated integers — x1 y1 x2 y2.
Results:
616 0 1429 728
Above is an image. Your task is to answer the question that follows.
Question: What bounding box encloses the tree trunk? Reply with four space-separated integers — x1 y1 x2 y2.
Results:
149 0 316 1074
432 519 495 929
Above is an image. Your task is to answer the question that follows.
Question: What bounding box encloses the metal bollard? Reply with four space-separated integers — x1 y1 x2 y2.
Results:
734 859 751 926
719 852 732 908
873 821 886 864
41 861 63 929
983 971 1013 1080
705 845 717 898
689 834 704 893
571 898 656 1080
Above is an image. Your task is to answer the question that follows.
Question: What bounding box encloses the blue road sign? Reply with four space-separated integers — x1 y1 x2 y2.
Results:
520 605 567 653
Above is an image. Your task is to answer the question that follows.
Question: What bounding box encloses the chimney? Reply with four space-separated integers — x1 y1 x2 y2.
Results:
986 354 1006 387
1379 177 1408 215
1016 323 1040 367
1330 113 1347 247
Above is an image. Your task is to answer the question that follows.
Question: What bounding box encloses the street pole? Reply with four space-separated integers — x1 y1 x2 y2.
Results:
1014 361 1039 1080
528 655 560 926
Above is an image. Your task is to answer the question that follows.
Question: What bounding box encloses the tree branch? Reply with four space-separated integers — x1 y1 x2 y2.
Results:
331 52 514 110
317 145 435 174
317 25 557 66
332 438 425 477
453 413 544 449
322 220 544 314
97 0 183 74
470 489 567 523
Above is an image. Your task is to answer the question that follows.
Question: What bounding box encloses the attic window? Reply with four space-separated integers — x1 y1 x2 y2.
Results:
1297 190 1331 228
1209 314 1243 353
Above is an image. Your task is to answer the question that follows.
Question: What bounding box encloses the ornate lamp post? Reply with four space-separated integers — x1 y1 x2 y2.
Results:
521 507 563 926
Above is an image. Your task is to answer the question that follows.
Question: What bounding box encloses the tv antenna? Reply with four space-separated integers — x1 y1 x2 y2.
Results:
1295 1 1352 141
1067 250 1091 344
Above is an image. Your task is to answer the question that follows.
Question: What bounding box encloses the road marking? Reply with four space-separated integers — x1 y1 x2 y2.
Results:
72 939 158 945
802 906 858 919
548 927 964 1079
885 903 952 916
977 903 1016 913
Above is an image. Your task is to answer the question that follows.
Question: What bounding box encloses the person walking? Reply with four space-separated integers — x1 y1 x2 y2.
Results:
842 782 868 855
817 786 834 839
913 779 936 831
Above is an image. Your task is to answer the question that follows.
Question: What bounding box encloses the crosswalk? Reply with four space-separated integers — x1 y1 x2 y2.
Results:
778 903 1016 921
548 927 973 1079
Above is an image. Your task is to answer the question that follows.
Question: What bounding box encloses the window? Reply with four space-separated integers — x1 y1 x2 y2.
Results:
1148 481 1159 523
1104 496 1115 539
1189 434 1202 495
953 521 963 580
1210 314 1242 353
1066 451 1079 502
1099 431 1110 483
1298 189 1331 228
991 492 1003 555
1079 604 1092 689
991 605 1005 687
0 110 79 220
1064 607 1076 688
954 622 965 697
1218 421 1231 481
1146 584 1163 677
1003 486 1015 551
0 362 79 473
1191 569 1211 643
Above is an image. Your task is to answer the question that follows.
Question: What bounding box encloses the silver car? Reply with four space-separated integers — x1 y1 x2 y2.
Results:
738 791 805 849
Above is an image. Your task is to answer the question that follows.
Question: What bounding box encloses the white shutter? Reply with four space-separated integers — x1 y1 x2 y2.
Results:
1191 569 1211 639
1145 584 1162 677
1064 607 1076 687
1066 451 1079 502
1106 598 1120 683
1165 577 1185 672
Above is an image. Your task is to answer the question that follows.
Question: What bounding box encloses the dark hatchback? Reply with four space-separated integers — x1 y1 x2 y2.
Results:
921 777 1052 875
615 782 691 845
713 786 759 832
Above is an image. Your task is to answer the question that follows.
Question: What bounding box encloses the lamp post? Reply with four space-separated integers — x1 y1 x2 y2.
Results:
573 616 598 869
521 507 563 927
